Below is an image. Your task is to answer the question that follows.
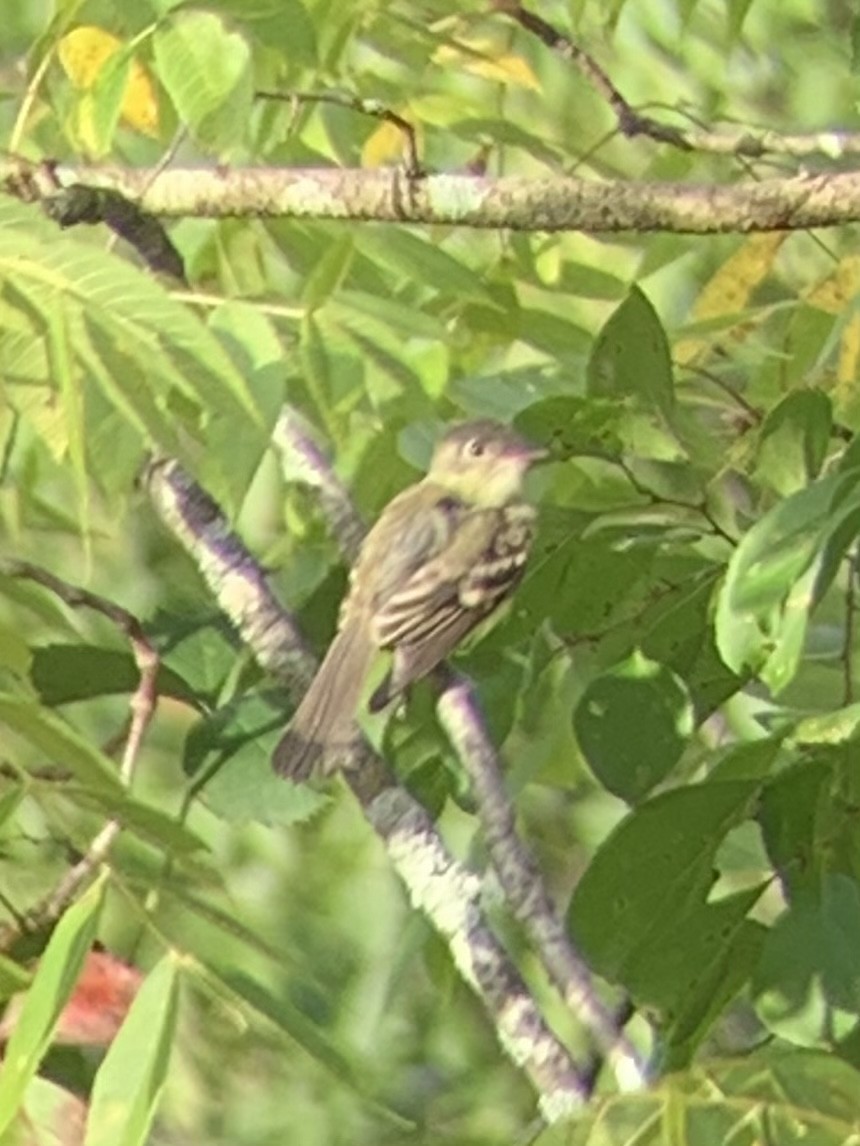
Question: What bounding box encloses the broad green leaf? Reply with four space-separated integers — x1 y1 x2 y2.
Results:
754 875 860 1047
0 877 104 1137
31 644 198 707
520 531 653 634
84 955 180 1146
661 888 767 1069
754 390 833 497
587 286 675 417
716 465 860 689
301 234 355 311
569 782 760 1007
212 0 317 65
153 11 253 151
638 570 741 717
517 395 625 459
757 752 860 900
574 651 695 802
0 199 263 507
789 702 860 747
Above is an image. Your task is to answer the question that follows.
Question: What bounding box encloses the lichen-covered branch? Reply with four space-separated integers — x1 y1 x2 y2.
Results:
436 674 646 1092
141 450 591 1120
271 413 646 1093
5 154 860 234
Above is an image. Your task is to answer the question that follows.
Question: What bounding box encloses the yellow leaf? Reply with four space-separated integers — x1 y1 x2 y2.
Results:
803 257 860 416
58 25 159 137
361 116 423 168
837 313 860 390
433 40 541 91
806 255 860 315
676 233 787 365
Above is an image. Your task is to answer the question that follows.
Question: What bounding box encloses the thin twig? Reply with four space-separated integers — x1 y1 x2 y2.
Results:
495 1 860 162
616 459 739 546
0 560 159 949
257 89 423 178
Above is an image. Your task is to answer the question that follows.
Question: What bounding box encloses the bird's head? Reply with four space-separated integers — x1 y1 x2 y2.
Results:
428 419 547 506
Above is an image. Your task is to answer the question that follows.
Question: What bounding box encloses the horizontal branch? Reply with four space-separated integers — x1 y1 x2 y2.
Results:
5 155 860 234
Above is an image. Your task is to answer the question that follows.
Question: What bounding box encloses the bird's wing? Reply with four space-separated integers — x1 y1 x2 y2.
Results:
367 505 536 707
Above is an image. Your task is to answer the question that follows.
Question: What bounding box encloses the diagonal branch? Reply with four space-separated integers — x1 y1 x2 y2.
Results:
141 449 592 1120
496 1 860 162
436 672 646 1091
271 410 646 1091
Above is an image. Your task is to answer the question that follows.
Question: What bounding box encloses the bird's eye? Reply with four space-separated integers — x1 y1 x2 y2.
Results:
465 438 485 457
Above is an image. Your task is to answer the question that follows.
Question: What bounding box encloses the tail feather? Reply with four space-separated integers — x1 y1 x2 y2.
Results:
272 619 375 781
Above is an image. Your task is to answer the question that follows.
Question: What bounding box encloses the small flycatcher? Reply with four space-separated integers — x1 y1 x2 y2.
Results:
273 419 546 780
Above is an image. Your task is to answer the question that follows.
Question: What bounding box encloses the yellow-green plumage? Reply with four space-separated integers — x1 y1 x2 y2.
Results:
272 419 545 781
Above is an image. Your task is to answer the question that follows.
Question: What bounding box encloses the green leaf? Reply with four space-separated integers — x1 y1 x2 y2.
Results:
83 42 132 156
574 651 695 802
153 11 253 151
569 782 760 1009
84 955 180 1146
517 395 625 459
535 1049 860 1145
521 530 653 635
0 199 264 507
215 0 317 66
754 390 832 496
715 465 860 690
587 285 675 417
0 877 104 1137
31 644 198 707
357 231 494 304
754 875 860 1047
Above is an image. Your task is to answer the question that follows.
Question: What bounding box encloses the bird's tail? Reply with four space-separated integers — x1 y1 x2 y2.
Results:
272 618 375 781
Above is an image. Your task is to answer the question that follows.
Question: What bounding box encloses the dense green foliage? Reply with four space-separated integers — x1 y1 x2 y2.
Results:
3 0 860 1142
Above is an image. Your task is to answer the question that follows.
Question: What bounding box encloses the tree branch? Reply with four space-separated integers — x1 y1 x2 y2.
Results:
5 154 860 234
271 412 646 1091
140 448 592 1119
496 1 860 162
436 673 646 1091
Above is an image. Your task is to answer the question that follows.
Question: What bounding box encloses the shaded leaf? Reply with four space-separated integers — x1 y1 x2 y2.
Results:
84 955 179 1146
574 651 695 802
0 878 104 1137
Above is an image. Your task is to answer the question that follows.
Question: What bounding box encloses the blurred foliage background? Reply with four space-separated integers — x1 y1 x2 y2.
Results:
3 0 860 1142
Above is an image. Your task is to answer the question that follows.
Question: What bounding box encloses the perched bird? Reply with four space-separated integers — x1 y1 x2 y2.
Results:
272 419 546 780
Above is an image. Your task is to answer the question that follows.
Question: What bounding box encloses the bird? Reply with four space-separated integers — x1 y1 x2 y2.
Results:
272 418 546 781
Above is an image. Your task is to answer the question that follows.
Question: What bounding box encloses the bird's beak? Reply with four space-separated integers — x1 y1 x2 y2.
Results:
516 443 550 466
